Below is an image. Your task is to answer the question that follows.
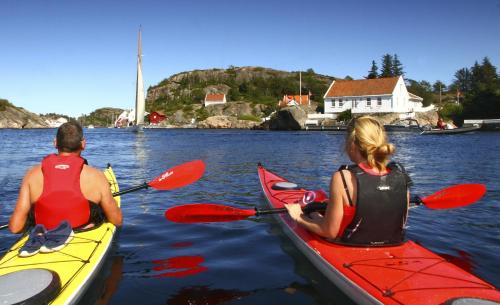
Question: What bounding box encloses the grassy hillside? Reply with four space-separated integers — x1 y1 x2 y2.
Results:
146 66 335 118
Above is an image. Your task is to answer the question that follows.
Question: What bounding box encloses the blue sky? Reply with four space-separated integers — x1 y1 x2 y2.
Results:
1 0 499 117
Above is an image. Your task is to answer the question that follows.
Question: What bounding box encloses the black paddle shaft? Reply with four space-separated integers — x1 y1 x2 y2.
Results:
112 182 149 197
255 197 424 217
255 202 327 216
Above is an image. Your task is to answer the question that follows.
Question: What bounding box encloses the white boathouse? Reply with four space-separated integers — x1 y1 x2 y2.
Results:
323 76 424 118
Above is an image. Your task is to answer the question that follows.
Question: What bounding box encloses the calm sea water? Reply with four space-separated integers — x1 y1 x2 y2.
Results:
0 128 499 305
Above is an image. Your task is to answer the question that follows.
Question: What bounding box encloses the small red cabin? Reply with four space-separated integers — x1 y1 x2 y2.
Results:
149 111 166 124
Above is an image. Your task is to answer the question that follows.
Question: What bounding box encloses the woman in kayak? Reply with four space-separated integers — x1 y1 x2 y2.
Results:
285 116 412 246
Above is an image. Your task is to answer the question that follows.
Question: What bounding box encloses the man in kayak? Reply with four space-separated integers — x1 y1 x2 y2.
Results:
9 121 122 234
285 116 412 246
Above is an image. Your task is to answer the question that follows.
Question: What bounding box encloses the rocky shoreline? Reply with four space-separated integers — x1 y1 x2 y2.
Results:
1 98 437 130
0 103 48 128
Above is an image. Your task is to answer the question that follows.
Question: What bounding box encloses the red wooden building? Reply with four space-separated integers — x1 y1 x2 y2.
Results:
149 111 166 124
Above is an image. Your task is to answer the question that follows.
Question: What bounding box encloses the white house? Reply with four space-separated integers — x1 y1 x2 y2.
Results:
323 76 424 118
204 93 227 107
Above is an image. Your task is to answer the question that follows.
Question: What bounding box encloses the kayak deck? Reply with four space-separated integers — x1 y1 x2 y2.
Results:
0 165 120 305
258 164 500 305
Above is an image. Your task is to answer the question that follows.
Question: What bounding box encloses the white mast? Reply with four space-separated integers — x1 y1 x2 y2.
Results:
299 71 302 105
135 27 145 126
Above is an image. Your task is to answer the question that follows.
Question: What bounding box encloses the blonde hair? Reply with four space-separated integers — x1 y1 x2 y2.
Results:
345 116 395 171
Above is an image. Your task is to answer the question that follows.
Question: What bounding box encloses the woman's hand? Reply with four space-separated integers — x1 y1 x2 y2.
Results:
284 203 303 222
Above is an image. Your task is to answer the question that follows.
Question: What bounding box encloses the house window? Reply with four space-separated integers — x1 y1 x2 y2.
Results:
367 98 371 107
339 99 343 107
377 97 382 106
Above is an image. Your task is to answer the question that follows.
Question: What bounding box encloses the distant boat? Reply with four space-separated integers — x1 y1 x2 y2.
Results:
129 27 145 133
384 118 422 132
420 125 481 135
383 124 422 132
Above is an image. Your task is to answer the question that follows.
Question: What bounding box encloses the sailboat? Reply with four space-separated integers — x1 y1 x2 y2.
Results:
129 27 146 132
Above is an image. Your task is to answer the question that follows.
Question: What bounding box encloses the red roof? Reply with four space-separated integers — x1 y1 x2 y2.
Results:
287 95 309 104
205 94 225 101
279 95 310 107
325 77 400 98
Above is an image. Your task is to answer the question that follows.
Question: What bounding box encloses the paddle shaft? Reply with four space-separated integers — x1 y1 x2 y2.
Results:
255 197 424 216
112 182 149 197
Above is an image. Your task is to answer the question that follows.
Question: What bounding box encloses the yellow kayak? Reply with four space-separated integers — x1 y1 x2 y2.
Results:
0 165 120 305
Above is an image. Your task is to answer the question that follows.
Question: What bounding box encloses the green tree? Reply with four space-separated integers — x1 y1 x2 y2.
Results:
432 80 447 93
406 79 435 107
471 57 498 93
439 103 463 125
451 68 472 94
392 54 404 76
337 109 352 122
462 57 500 119
366 60 378 79
380 54 394 78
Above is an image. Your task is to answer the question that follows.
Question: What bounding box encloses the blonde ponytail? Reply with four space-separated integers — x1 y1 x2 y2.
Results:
346 116 395 171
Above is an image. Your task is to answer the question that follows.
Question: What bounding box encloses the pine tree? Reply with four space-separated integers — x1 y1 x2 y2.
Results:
452 68 472 94
366 60 378 79
462 57 500 119
380 54 394 78
392 54 404 77
473 57 498 92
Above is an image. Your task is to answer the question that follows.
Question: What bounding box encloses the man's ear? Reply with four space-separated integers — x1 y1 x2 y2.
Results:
81 138 86 151
53 138 58 149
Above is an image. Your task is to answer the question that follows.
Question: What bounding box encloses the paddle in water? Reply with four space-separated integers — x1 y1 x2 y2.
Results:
165 183 487 223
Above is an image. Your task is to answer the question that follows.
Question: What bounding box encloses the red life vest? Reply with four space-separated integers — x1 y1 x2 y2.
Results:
35 154 90 229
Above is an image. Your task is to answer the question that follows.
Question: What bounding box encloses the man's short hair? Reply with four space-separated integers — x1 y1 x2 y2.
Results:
56 121 84 152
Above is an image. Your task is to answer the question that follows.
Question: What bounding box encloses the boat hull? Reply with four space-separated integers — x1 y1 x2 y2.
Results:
257 164 500 305
420 125 481 135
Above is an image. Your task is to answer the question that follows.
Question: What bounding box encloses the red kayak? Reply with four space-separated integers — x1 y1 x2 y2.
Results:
258 164 500 305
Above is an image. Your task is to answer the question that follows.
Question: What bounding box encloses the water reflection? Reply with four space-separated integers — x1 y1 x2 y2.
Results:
166 286 251 305
93 256 124 305
438 249 475 273
78 255 124 305
152 255 208 278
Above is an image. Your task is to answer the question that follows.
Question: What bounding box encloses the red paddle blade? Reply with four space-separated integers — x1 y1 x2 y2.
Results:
421 184 487 209
165 204 256 223
148 160 205 190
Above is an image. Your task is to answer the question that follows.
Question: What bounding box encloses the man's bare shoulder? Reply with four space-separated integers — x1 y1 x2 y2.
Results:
25 165 42 179
82 165 106 180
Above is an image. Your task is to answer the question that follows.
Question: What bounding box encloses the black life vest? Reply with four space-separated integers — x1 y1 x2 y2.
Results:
339 162 412 246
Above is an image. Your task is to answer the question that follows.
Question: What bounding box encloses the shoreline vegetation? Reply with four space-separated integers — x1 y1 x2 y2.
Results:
1 56 499 130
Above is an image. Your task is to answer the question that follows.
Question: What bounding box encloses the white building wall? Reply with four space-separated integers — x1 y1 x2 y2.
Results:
323 76 423 115
325 95 393 114
351 96 393 114
391 77 410 113
205 100 226 106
